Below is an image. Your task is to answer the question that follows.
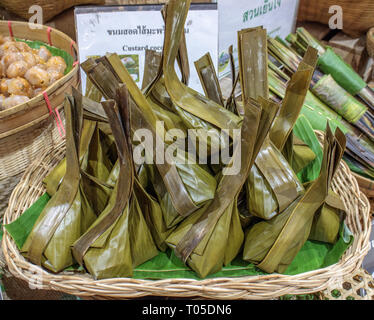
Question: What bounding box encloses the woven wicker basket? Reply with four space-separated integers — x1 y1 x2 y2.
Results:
322 268 374 300
1 129 371 300
298 0 374 37
0 21 79 217
353 172 374 215
0 0 105 22
367 28 374 59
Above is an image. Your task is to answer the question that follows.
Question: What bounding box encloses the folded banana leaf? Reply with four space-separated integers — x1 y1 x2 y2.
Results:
142 50 162 90
82 55 207 218
43 82 106 196
144 13 232 153
269 47 318 151
146 154 217 229
134 166 172 251
224 46 240 114
292 137 317 174
309 190 346 244
106 54 220 217
312 74 374 142
247 138 304 220
237 28 306 221
238 27 269 102
167 97 270 278
194 52 224 106
160 3 190 86
77 75 218 229
21 91 97 272
243 124 346 273
291 27 374 112
268 63 374 179
162 0 242 136
72 89 158 279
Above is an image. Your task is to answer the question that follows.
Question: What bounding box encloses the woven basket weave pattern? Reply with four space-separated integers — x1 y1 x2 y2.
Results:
0 115 64 216
0 0 105 22
298 0 374 37
0 20 79 219
322 268 374 300
367 28 374 59
1 130 371 300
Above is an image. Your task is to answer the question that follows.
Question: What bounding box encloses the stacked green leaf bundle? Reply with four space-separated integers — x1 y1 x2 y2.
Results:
267 34 374 181
14 0 353 280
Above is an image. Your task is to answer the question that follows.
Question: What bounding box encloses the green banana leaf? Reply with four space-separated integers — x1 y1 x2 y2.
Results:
167 97 265 278
269 47 318 151
247 139 304 220
292 138 316 174
82 55 201 218
162 0 242 136
194 52 224 106
21 92 97 273
238 27 269 102
293 115 324 183
72 94 157 279
142 50 162 90
243 124 346 273
309 190 346 244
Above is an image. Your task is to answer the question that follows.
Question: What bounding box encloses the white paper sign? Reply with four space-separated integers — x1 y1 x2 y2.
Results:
75 4 218 94
218 0 299 78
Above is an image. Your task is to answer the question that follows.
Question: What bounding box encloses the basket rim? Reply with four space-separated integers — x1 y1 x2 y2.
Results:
0 21 79 125
1 134 372 300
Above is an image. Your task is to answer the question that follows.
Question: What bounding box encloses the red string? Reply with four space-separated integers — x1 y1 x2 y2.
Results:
43 91 64 138
70 40 79 66
8 21 13 38
70 40 75 56
55 108 66 136
47 27 52 46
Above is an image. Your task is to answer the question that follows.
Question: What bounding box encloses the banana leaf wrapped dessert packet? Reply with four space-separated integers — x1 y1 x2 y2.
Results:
152 0 241 154
239 29 317 221
243 124 346 274
167 96 277 278
247 139 305 220
43 84 107 196
72 88 158 279
81 53 219 224
77 94 173 252
43 118 96 196
21 91 97 273
308 190 346 244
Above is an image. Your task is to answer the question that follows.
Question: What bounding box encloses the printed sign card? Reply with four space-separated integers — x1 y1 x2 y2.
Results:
218 0 299 78
75 4 218 94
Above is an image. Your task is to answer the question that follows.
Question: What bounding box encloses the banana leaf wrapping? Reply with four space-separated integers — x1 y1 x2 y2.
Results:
72 90 158 279
312 75 367 125
142 50 162 90
167 98 265 278
247 140 305 220
308 190 346 244
242 36 317 221
78 96 174 252
292 137 317 174
269 62 374 180
43 83 108 197
160 0 242 145
194 52 224 106
112 55 219 227
243 124 346 273
21 92 97 273
81 54 216 220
